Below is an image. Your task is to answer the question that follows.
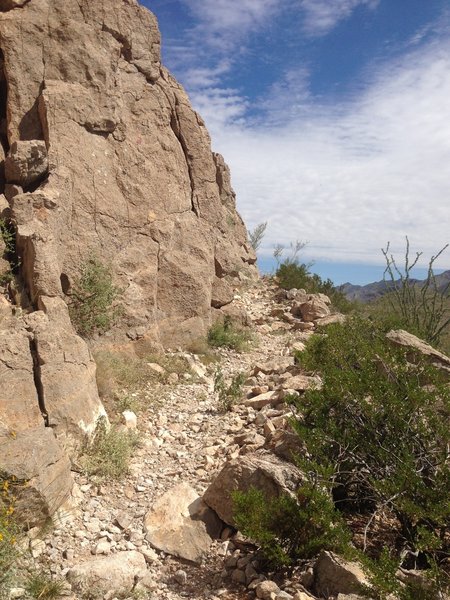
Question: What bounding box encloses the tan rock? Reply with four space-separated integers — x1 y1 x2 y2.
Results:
67 551 147 598
315 313 346 327
203 453 304 527
144 482 222 564
313 551 370 597
0 0 256 351
253 357 295 376
299 298 330 322
0 427 74 527
244 390 281 409
386 329 450 375
4 140 48 187
279 374 321 392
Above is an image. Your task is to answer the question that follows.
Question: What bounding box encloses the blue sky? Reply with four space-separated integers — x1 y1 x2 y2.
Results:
145 0 450 284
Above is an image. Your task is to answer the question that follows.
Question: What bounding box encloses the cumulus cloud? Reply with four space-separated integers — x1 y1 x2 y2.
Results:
203 37 450 268
299 0 380 37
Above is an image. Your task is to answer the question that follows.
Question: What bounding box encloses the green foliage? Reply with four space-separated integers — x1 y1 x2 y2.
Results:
214 368 246 412
248 221 267 252
294 317 450 562
25 572 66 600
381 238 450 345
69 256 121 337
207 317 252 352
274 242 355 313
0 218 17 285
232 484 351 569
80 418 139 480
0 475 20 593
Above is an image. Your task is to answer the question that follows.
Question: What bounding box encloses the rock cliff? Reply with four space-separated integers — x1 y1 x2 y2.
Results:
0 0 256 522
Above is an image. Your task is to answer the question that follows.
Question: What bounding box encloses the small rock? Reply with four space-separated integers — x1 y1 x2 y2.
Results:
174 569 188 585
231 569 246 585
122 410 137 430
8 588 26 599
256 580 280 599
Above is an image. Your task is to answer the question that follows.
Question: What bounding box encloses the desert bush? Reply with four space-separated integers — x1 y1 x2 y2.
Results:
294 317 450 563
214 369 246 412
380 238 450 346
80 418 139 480
232 483 351 569
0 218 17 285
69 256 122 337
274 242 354 313
207 317 252 352
248 221 267 251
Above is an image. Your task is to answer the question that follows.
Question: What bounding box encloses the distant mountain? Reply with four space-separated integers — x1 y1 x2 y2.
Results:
340 270 450 303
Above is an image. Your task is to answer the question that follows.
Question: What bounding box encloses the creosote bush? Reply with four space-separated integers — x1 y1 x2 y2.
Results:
207 317 252 352
294 317 449 566
274 241 354 313
69 256 122 337
232 483 351 569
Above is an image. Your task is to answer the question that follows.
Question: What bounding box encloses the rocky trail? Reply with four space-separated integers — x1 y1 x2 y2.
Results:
22 278 330 600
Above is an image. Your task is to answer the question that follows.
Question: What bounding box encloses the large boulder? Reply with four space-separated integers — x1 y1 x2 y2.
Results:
144 482 222 564
203 453 304 527
313 551 370 598
386 329 450 377
0 0 256 347
0 427 74 527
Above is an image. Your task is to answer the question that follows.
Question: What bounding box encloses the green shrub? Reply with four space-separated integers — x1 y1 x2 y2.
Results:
207 317 252 352
294 317 450 562
274 243 355 313
80 418 139 480
214 369 246 412
232 483 351 569
0 218 17 286
69 256 121 337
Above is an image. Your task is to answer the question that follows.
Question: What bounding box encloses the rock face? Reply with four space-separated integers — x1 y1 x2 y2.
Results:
0 0 256 348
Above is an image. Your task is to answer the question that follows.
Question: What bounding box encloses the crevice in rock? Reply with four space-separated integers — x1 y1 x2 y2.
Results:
29 337 49 426
0 0 31 13
169 100 198 217
0 49 9 193
101 23 132 62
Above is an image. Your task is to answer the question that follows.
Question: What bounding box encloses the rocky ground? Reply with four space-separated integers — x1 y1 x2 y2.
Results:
11 277 340 600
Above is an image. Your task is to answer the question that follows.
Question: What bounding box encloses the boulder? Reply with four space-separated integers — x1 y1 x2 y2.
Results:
203 453 304 527
253 357 295 376
299 298 330 322
0 427 74 527
313 551 370 598
144 482 222 564
4 140 48 188
386 329 450 376
67 551 146 598
279 374 321 391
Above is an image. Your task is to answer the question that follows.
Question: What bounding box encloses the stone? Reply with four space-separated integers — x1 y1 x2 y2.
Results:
144 482 222 564
203 453 304 526
265 430 304 463
315 313 346 327
253 357 295 375
256 580 280 599
174 569 188 585
0 428 74 527
299 298 330 322
122 410 137 430
67 551 146 598
279 374 321 392
313 551 370 597
292 592 316 600
386 329 450 376
243 390 281 409
4 140 48 188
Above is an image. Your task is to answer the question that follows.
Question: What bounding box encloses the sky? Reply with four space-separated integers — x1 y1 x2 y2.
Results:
145 0 450 284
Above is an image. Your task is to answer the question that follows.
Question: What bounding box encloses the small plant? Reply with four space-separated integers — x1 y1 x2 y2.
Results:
381 238 450 345
0 218 17 286
0 474 20 593
25 572 66 600
207 317 252 352
274 241 354 313
232 483 351 569
80 418 139 480
69 255 122 337
214 369 246 412
248 221 267 252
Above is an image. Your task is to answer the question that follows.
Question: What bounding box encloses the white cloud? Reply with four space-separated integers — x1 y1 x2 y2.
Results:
299 0 380 37
199 37 450 268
